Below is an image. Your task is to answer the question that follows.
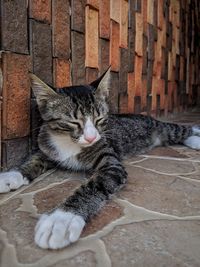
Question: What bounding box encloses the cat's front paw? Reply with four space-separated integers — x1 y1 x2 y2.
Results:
0 171 29 193
35 209 85 249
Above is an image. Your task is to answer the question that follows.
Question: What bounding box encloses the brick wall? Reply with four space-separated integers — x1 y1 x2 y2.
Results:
0 0 200 169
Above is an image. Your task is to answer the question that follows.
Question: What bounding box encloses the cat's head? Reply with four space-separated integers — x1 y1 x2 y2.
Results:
30 68 110 147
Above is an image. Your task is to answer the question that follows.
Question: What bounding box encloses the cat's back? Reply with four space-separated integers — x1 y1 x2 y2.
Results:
107 114 155 133
106 114 156 154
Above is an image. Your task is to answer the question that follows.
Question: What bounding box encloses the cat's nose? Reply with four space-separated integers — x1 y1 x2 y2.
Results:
84 134 97 143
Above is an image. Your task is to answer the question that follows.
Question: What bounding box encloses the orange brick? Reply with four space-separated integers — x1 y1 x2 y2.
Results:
147 0 154 24
134 56 143 96
127 72 135 113
168 52 174 81
29 0 51 23
87 0 99 9
160 24 166 47
85 6 99 68
156 30 163 61
157 0 164 30
169 2 174 22
53 58 71 88
120 0 128 48
2 52 31 139
110 20 120 71
174 1 180 28
135 13 143 56
110 0 120 23
99 0 110 39
142 0 147 34
52 0 70 58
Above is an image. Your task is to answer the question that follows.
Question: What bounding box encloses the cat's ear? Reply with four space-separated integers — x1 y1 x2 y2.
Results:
30 74 57 107
90 66 111 99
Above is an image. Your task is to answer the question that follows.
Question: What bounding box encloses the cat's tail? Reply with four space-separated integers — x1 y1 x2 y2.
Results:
155 120 200 150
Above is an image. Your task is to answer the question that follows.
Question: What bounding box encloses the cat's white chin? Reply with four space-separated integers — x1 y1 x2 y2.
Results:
35 209 85 249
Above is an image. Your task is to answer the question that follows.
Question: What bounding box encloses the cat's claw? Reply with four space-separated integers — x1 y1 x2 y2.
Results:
0 171 29 193
34 209 85 249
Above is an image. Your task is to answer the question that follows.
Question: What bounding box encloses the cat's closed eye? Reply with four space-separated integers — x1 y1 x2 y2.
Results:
95 117 106 126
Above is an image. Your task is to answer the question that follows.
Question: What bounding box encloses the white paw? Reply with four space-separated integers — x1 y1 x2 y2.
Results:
0 171 29 193
35 209 85 249
192 126 200 136
184 136 200 150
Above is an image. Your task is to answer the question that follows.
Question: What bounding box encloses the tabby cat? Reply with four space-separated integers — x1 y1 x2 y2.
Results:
0 68 200 249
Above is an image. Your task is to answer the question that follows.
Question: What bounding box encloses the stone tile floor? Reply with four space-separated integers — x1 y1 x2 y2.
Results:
0 109 200 267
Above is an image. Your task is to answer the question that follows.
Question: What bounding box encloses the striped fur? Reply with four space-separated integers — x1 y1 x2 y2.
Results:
0 69 199 249
17 72 196 222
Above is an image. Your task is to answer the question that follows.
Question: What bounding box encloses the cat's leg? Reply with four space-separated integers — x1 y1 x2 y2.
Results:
35 152 127 249
151 120 200 150
0 152 54 193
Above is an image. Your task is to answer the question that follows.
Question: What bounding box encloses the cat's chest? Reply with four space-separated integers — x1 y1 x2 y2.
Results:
50 133 82 170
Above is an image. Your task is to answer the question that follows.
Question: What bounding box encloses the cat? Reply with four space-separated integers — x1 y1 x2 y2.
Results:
0 67 200 250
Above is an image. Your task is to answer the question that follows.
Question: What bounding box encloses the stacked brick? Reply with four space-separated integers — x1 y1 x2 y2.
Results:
0 0 199 169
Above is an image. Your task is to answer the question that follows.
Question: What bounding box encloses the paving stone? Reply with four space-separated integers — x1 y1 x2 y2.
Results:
146 146 188 158
33 174 123 237
103 221 200 267
82 201 123 237
34 180 82 213
118 165 200 216
137 157 195 174
0 199 42 264
1 0 28 54
49 251 96 267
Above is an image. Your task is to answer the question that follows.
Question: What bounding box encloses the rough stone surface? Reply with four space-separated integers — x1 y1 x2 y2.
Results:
71 31 85 85
103 221 200 267
49 251 96 267
52 0 70 59
2 137 29 170
0 111 200 266
30 20 53 85
1 0 28 54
